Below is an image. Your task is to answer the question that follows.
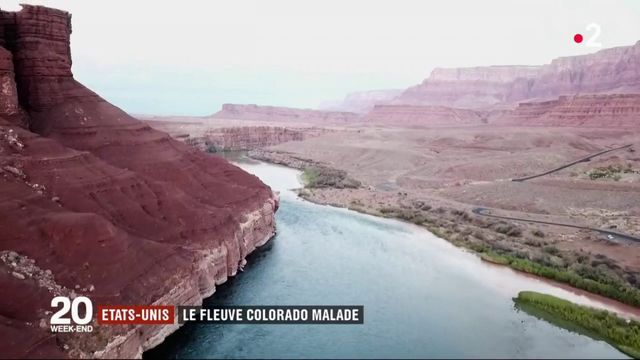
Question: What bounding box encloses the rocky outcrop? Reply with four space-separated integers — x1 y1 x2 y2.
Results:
319 89 403 113
183 126 331 152
396 66 541 108
492 94 640 128
395 42 640 108
364 105 485 127
213 103 361 124
0 44 26 126
0 47 20 118
527 43 640 98
0 5 278 359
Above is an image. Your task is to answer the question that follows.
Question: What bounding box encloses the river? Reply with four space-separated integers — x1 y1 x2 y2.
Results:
147 159 627 359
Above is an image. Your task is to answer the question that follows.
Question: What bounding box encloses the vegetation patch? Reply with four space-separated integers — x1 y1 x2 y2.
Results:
587 163 636 181
514 291 640 358
532 229 545 238
293 156 640 310
374 202 640 308
482 251 640 307
490 221 522 237
302 166 360 189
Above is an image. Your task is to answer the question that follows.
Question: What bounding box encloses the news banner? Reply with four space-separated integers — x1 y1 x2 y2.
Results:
49 296 364 333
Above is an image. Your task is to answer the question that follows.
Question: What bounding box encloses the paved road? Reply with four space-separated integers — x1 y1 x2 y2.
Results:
472 207 640 243
512 144 633 182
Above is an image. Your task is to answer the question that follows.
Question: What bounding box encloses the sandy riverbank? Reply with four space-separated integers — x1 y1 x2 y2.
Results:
249 148 640 312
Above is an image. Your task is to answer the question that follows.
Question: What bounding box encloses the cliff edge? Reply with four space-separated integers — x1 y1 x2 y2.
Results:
0 5 278 358
395 42 640 108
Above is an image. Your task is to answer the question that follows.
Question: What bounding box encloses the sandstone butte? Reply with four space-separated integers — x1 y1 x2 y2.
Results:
0 5 279 358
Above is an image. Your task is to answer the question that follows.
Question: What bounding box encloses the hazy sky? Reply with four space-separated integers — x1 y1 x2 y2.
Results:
3 0 640 115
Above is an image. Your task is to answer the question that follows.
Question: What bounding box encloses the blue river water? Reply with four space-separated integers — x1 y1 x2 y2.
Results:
146 160 625 359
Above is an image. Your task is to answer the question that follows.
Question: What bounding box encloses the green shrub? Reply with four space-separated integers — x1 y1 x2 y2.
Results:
491 222 522 237
532 229 545 238
587 163 635 180
514 291 640 358
302 166 360 189
480 251 640 307
543 246 560 255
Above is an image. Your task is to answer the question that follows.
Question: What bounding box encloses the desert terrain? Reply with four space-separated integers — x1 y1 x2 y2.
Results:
256 124 640 260
149 104 640 309
0 2 638 359
147 42 640 308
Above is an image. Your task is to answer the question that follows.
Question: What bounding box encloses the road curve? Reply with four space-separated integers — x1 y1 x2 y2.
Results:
472 207 640 243
512 144 632 182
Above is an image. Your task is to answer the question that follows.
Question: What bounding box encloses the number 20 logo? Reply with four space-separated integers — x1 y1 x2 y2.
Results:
51 296 93 325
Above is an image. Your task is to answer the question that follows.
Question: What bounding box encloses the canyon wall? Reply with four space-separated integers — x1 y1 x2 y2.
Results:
143 120 332 152
527 43 640 98
364 105 485 127
492 94 640 128
0 5 278 358
213 103 361 124
395 42 640 109
319 89 403 114
183 126 331 152
396 66 541 108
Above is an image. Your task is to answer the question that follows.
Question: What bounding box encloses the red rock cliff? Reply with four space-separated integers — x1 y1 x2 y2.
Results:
492 94 640 128
396 65 542 108
395 42 640 109
0 5 278 358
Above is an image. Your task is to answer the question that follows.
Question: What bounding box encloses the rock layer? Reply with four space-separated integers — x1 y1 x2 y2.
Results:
492 94 640 128
364 105 485 127
395 42 640 108
0 47 19 117
0 43 26 126
183 126 331 152
0 5 278 358
213 103 361 124
397 66 541 108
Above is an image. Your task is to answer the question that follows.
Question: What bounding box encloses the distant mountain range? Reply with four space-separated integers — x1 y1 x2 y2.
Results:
326 41 640 112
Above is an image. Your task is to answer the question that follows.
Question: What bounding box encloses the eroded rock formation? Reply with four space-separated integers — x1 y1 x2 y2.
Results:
319 89 403 114
0 5 278 358
364 105 485 127
492 94 640 128
397 66 540 108
183 126 331 152
213 103 361 123
395 42 640 108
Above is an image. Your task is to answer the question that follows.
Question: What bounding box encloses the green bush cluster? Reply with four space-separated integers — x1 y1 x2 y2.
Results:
532 229 545 238
490 221 522 237
379 206 430 225
302 166 361 189
514 291 640 358
587 163 635 181
370 193 639 309
483 251 640 307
